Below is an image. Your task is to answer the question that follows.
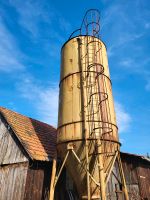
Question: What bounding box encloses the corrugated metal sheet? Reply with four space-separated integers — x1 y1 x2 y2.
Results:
0 107 57 161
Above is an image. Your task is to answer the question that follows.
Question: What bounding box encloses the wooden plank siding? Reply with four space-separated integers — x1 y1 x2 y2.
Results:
24 162 52 200
0 162 28 200
121 153 150 199
0 117 28 165
137 165 150 199
55 168 67 200
0 113 55 200
0 160 55 200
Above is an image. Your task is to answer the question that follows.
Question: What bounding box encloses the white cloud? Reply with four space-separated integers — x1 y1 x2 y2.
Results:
101 4 121 29
145 22 150 29
119 57 150 91
17 76 131 132
107 32 143 58
115 102 131 133
9 0 51 37
101 1 147 58
59 18 71 32
38 88 58 126
0 17 24 72
119 58 134 68
10 0 71 41
145 80 150 91
16 77 59 126
102 1 150 91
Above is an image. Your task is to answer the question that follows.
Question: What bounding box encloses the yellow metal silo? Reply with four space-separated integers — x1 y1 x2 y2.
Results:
50 9 129 200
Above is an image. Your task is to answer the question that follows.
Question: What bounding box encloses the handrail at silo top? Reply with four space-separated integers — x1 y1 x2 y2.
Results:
80 9 100 26
69 9 101 39
69 28 81 39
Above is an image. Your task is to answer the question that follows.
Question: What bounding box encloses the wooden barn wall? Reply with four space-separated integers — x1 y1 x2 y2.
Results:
0 117 28 165
65 156 150 200
24 162 67 200
55 168 67 200
106 161 125 200
0 162 28 200
138 165 150 199
121 153 150 200
0 160 67 200
24 162 52 200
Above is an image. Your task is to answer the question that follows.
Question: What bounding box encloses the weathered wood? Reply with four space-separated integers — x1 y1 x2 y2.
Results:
121 153 150 199
0 162 28 200
49 158 57 200
0 118 28 165
24 162 52 200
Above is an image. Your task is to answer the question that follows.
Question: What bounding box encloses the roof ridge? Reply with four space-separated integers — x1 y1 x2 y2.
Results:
0 106 57 129
0 106 57 161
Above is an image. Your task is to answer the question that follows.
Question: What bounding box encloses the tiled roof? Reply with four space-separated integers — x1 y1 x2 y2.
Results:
0 107 57 161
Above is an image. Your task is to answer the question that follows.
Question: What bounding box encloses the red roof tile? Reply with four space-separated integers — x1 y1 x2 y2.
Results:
0 107 57 161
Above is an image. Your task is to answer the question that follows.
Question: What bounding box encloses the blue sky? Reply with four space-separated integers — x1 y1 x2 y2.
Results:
0 0 150 155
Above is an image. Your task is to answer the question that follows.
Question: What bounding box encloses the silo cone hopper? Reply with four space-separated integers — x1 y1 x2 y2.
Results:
50 9 129 200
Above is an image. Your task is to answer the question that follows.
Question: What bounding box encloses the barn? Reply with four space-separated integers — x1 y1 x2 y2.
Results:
0 106 65 200
0 106 150 200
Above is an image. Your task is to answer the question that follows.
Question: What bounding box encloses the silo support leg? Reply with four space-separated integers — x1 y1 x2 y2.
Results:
49 158 57 200
105 151 118 185
117 155 129 200
50 151 70 200
54 151 70 186
85 142 91 200
99 155 106 200
97 139 106 200
72 149 100 186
